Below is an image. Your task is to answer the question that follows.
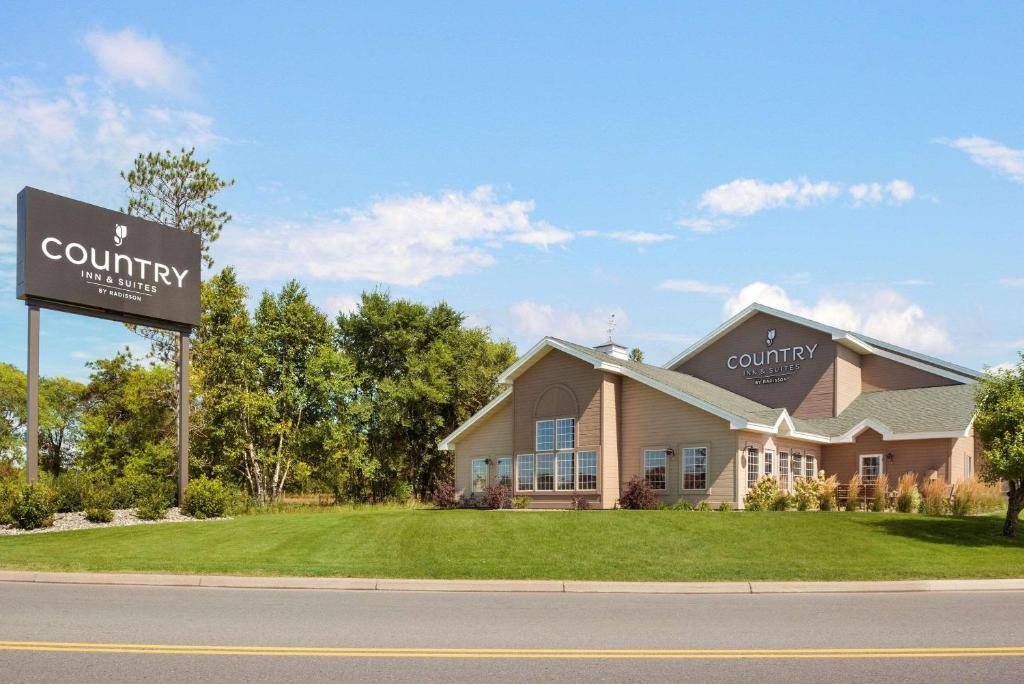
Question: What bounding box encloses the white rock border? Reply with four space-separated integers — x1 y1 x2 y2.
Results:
0 508 229 536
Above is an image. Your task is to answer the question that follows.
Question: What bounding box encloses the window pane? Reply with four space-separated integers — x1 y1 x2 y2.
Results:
792 454 803 481
497 458 512 488
471 459 488 493
683 447 706 490
556 418 575 450
805 456 815 479
517 455 534 491
556 452 575 490
536 453 554 491
779 452 790 490
746 448 759 489
577 451 597 490
861 456 879 480
535 420 554 452
644 449 667 490
765 450 774 477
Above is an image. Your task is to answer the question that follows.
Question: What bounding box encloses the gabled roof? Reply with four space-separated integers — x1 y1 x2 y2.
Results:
662 302 980 384
792 384 977 442
440 334 978 450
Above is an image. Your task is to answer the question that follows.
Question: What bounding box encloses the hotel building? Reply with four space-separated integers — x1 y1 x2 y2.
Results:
440 303 979 509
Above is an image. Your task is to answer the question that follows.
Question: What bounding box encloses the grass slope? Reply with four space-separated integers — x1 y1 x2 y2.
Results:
0 509 1021 581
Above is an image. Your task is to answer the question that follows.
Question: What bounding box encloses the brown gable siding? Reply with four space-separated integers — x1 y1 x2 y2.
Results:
860 355 959 393
821 429 953 486
619 377 736 505
513 350 602 455
835 345 862 414
453 400 514 493
675 312 837 419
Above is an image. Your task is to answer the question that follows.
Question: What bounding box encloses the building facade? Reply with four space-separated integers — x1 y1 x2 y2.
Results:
440 303 980 509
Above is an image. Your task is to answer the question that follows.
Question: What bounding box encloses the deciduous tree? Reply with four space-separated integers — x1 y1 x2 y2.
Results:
976 354 1024 536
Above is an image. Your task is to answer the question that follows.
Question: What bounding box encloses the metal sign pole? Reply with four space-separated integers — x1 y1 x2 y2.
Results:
177 331 190 505
26 305 39 482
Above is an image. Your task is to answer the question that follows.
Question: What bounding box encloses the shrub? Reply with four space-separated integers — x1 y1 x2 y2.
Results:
845 474 862 511
771 492 792 511
619 476 658 510
744 476 780 511
670 498 694 511
793 477 821 511
431 481 462 510
135 493 168 520
717 501 732 512
112 473 175 510
511 495 531 509
921 479 948 516
482 483 511 510
11 481 57 530
0 478 19 525
819 475 839 511
388 480 414 504
83 487 114 523
53 471 100 513
870 478 889 512
182 477 231 519
895 472 921 513
569 495 589 511
950 477 1004 516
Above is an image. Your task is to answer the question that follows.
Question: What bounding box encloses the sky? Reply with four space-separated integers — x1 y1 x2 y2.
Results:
1 2 1022 381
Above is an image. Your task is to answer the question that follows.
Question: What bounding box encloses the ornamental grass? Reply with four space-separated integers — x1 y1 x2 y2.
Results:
845 474 861 511
895 472 921 513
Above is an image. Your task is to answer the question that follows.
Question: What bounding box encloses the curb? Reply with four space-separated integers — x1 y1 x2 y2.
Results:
3 571 1024 595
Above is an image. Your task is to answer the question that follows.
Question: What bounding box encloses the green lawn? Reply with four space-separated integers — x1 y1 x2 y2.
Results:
0 509 1021 581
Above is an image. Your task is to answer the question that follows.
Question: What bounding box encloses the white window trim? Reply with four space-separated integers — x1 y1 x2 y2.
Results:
471 458 488 493
643 447 669 491
535 452 555 491
516 454 535 492
555 417 576 451
555 451 575 491
535 419 555 452
496 456 512 488
681 445 709 492
576 450 599 492
745 446 760 490
859 453 883 480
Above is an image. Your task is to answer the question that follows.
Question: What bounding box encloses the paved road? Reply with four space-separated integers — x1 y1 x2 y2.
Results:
1 581 1022 682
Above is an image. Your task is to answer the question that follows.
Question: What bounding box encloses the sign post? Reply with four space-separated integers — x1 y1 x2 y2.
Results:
16 187 201 503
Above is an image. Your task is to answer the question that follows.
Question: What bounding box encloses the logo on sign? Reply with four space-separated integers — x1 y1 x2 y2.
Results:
114 224 127 246
725 329 818 385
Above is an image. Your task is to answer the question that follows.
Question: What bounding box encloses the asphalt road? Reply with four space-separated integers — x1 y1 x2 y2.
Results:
1 581 1022 682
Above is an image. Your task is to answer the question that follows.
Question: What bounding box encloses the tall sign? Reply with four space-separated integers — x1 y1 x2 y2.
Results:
16 187 201 502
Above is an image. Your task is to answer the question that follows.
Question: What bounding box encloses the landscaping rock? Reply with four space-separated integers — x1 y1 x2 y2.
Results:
0 508 228 536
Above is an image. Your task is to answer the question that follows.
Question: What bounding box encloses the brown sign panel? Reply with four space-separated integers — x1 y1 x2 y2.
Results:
16 187 201 330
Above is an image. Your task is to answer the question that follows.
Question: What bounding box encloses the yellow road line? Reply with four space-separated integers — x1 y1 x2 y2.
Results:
1 641 1023 659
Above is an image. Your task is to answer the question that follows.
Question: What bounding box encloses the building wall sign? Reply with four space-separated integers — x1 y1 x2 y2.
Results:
16 187 201 330
725 328 818 385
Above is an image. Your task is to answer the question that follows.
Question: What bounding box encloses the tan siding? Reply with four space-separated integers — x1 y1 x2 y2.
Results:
453 400 513 494
513 350 602 455
822 429 954 486
950 433 976 484
600 374 621 509
620 378 737 505
860 355 959 393
835 345 862 414
675 312 837 419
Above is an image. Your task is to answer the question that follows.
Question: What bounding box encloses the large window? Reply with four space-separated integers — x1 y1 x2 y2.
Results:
535 420 554 452
764 450 774 478
644 449 667 490
792 453 803 481
746 448 759 490
779 452 790 490
556 418 575 450
860 454 881 482
805 455 816 479
497 457 512 488
682 447 707 491
536 453 555 491
556 452 575 490
471 459 488 493
577 451 597 490
517 454 534 491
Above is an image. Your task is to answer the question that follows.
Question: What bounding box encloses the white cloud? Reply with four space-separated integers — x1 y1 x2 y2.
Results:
657 279 730 295
894 278 931 286
700 177 841 216
509 301 625 344
723 282 953 354
324 294 360 317
679 176 916 232
607 231 675 244
937 136 1024 184
83 28 191 95
0 75 220 239
999 277 1024 288
220 186 573 286
987 361 1018 373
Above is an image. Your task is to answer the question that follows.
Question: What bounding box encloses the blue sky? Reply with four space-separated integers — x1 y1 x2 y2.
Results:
1 2 1022 381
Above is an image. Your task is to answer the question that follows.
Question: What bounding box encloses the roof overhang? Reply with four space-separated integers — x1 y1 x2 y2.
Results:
828 417 974 444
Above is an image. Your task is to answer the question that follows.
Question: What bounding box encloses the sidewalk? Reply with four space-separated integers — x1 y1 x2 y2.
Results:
2 570 1024 594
